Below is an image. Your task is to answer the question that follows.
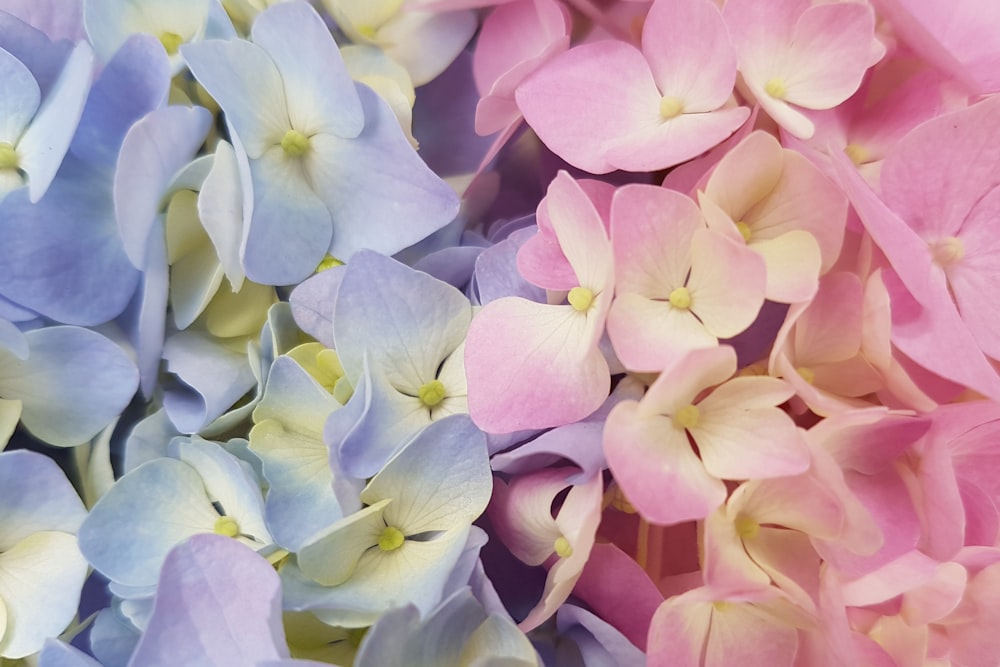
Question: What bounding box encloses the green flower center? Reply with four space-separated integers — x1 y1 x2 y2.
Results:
668 286 692 310
158 31 184 55
213 516 240 538
0 143 19 171
281 129 310 157
568 286 595 312
659 96 684 119
418 379 446 408
673 404 700 430
378 526 405 551
554 536 573 558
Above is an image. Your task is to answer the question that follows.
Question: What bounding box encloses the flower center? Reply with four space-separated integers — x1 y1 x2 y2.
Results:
734 514 760 540
668 286 692 310
931 236 964 267
735 221 752 243
213 516 240 538
315 254 344 272
568 286 595 312
554 536 573 558
843 144 868 165
0 142 19 171
378 525 405 551
158 31 184 55
764 77 787 100
673 403 700 430
796 366 815 385
281 129 311 157
659 96 684 119
418 379 446 408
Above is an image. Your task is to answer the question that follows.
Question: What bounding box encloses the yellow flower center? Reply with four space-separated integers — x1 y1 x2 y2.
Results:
673 403 700 430
213 516 240 538
931 236 964 267
764 77 787 100
568 286 595 312
356 25 379 40
378 525 405 551
315 255 344 272
158 31 184 55
735 221 752 243
659 96 684 119
554 536 573 558
281 129 310 157
0 142 18 171
668 286 692 310
734 514 760 540
796 366 816 385
843 144 868 165
418 379 446 408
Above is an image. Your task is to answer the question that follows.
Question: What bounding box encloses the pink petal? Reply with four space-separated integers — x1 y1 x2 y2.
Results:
519 471 604 632
646 594 712 667
873 0 1000 95
607 293 717 373
749 231 821 303
515 39 660 174
783 2 881 109
702 131 784 224
642 0 738 111
545 171 614 291
473 0 571 135
604 400 726 525
517 178 614 291
464 297 609 433
880 96 1000 243
574 542 664 650
686 228 766 339
603 106 750 172
611 183 702 295
488 472 564 566
693 377 810 480
950 187 1000 359
641 346 737 416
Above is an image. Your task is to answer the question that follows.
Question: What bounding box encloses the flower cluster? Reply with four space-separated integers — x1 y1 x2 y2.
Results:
1 0 1000 665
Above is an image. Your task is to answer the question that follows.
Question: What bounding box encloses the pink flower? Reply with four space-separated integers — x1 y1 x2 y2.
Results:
723 0 885 139
700 131 848 303
606 183 766 372
488 467 604 631
464 171 613 432
515 0 749 173
603 346 810 526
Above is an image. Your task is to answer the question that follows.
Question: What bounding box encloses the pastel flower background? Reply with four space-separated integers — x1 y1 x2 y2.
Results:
1 0 1000 665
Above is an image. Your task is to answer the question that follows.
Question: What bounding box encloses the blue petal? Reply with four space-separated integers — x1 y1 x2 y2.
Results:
70 34 170 170
0 158 140 325
0 11 70 96
0 449 86 550
161 330 257 434
0 45 40 143
309 83 460 260
18 40 94 202
114 105 212 268
0 326 138 447
288 266 342 348
250 1 363 139
181 37 288 160
333 249 471 386
37 639 103 667
242 146 332 286
78 458 219 587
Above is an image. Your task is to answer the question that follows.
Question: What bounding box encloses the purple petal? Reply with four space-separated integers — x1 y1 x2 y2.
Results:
129 535 288 666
